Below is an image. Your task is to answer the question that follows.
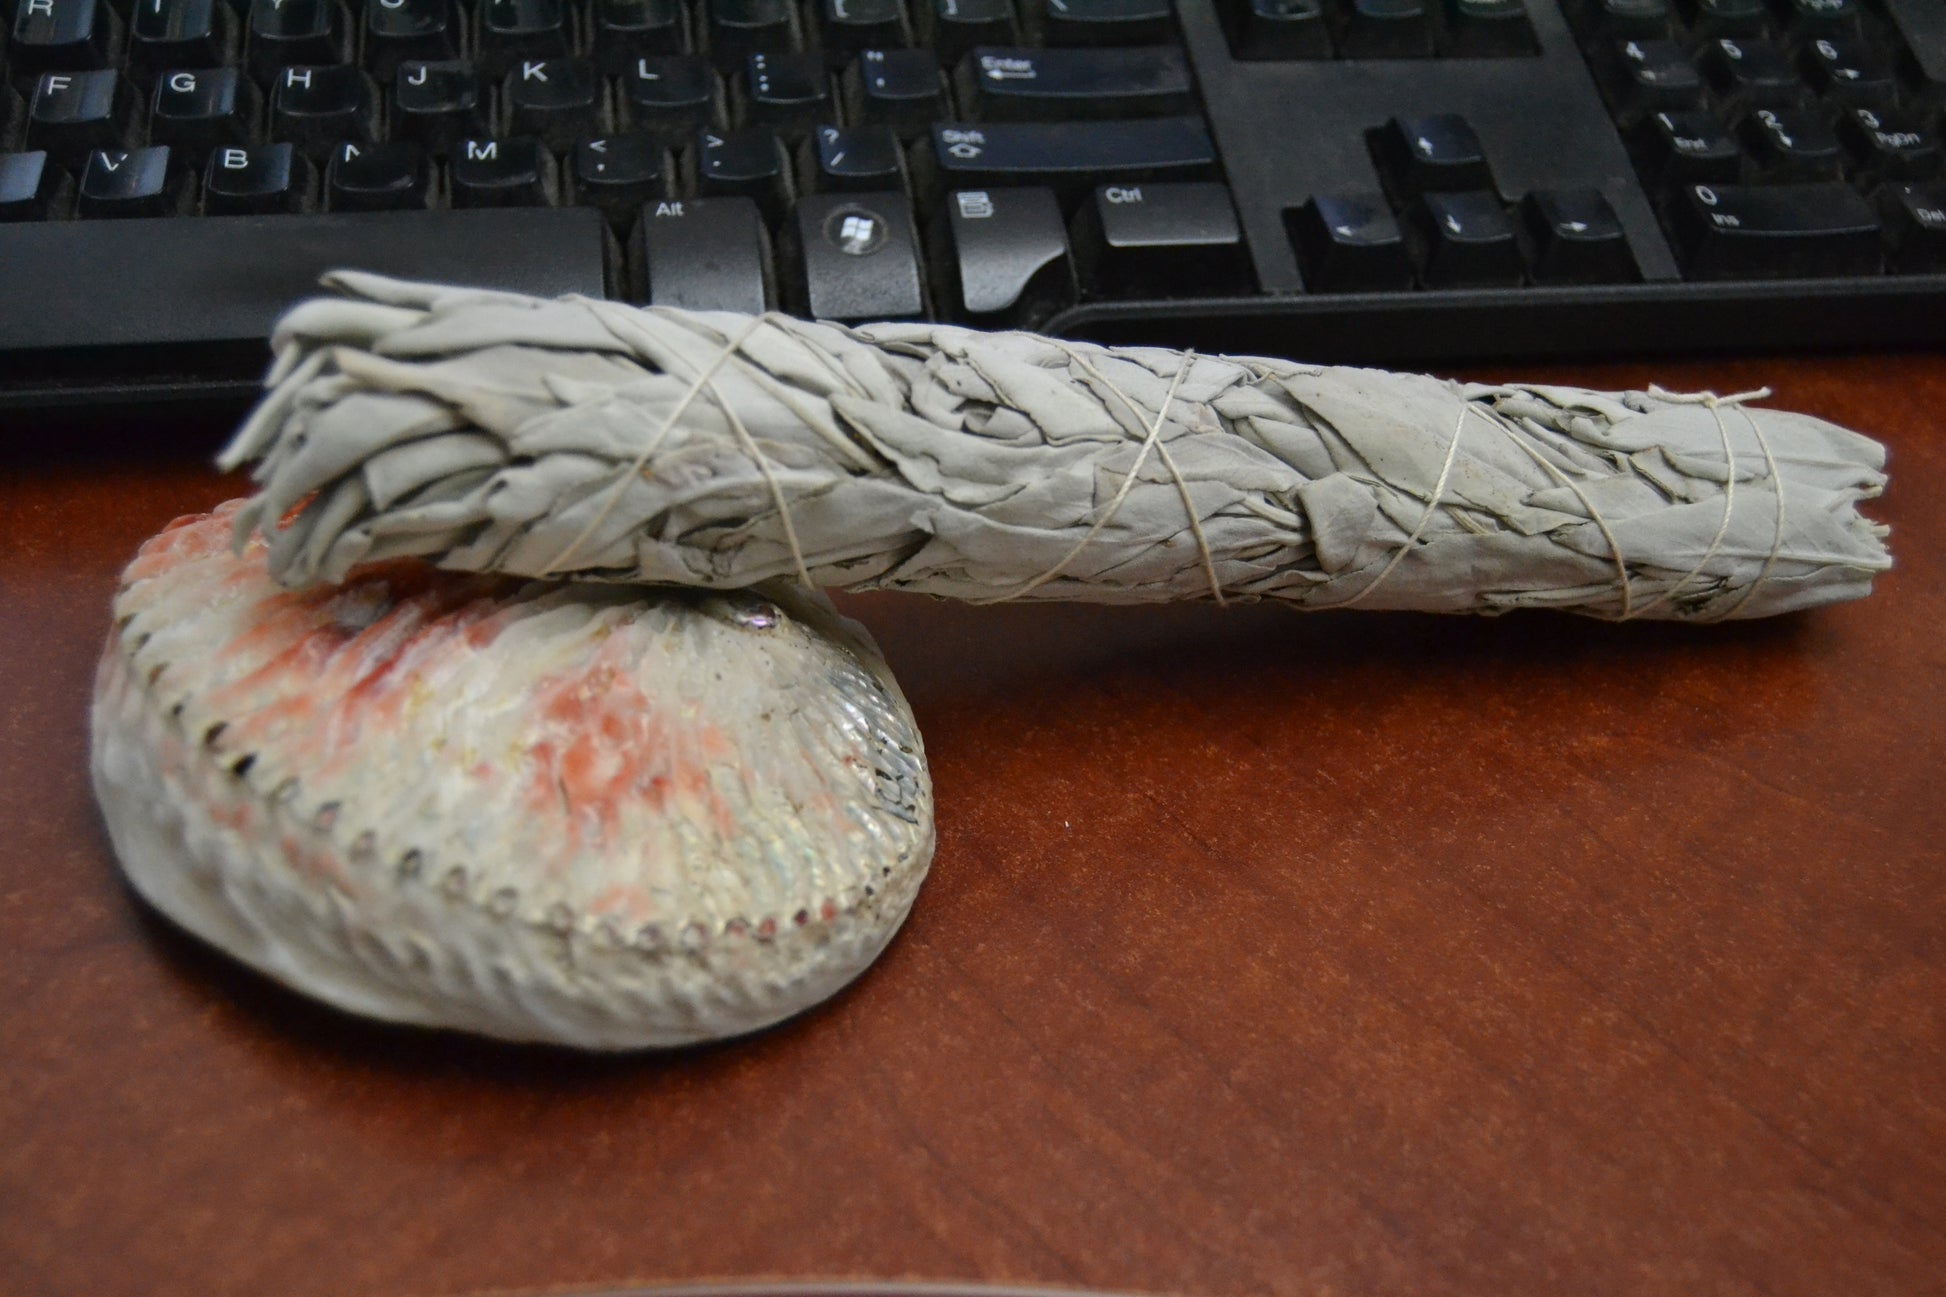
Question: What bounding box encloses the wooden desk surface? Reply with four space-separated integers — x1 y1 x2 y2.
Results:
2 352 1941 1297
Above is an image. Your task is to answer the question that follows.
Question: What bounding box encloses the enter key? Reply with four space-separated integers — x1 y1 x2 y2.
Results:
955 46 1195 120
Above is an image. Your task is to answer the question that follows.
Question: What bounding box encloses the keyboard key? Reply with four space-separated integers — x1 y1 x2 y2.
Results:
362 0 461 77
805 122 905 189
593 0 687 72
1341 0 1435 58
1838 107 1940 181
150 67 257 154
1702 37 1802 109
1681 0 1767 38
621 56 721 138
77 145 183 217
1610 39 1705 120
128 0 233 82
790 190 925 319
818 0 909 61
638 194 773 312
1639 108 1743 187
1377 113 1493 194
707 0 799 69
326 139 430 210
1416 189 1524 286
942 184 1074 319
1589 0 1670 39
0 151 67 220
1884 0 1946 102
1671 180 1879 276
695 125 793 218
920 0 1016 62
272 65 376 156
573 133 671 214
1778 0 1859 36
1883 180 1946 270
1441 0 1536 56
1520 187 1636 282
1071 180 1250 296
392 60 488 149
506 56 604 146
450 136 555 206
740 51 834 130
26 70 129 163
926 116 1217 204
1231 0 1332 60
1287 190 1413 291
246 0 346 81
957 46 1193 120
203 140 311 212
1740 106 1844 179
842 48 945 133
1801 33 1898 107
1029 0 1173 46
479 0 572 76
11 0 118 73
0 208 607 356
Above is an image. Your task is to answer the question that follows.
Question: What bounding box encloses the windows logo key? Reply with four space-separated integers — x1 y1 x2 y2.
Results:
826 208 888 257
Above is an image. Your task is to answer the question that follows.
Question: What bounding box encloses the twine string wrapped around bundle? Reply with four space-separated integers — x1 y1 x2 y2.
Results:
222 272 1891 622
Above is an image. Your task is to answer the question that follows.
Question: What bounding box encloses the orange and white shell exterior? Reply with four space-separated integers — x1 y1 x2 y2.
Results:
90 502 932 1048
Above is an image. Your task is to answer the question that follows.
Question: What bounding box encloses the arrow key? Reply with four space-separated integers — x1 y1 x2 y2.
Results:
1375 113 1493 196
1415 190 1524 287
1521 188 1636 283
1286 190 1413 291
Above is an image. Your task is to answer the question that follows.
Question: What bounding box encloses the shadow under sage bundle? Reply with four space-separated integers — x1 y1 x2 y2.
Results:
90 272 1890 1050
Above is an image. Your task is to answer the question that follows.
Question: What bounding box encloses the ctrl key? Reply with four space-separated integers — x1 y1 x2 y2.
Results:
1287 191 1412 292
1071 181 1251 298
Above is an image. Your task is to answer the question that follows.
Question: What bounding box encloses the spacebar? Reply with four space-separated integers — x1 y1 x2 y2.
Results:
0 208 607 388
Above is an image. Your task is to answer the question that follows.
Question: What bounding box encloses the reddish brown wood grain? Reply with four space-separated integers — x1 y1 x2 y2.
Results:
1 355 1941 1297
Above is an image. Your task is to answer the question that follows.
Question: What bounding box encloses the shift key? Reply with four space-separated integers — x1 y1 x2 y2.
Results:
928 117 1216 205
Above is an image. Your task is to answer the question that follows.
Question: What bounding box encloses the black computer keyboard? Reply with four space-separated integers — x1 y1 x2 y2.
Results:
1 0 1942 411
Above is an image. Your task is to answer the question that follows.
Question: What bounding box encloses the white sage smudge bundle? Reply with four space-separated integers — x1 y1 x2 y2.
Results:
91 272 1894 1051
221 272 1891 622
